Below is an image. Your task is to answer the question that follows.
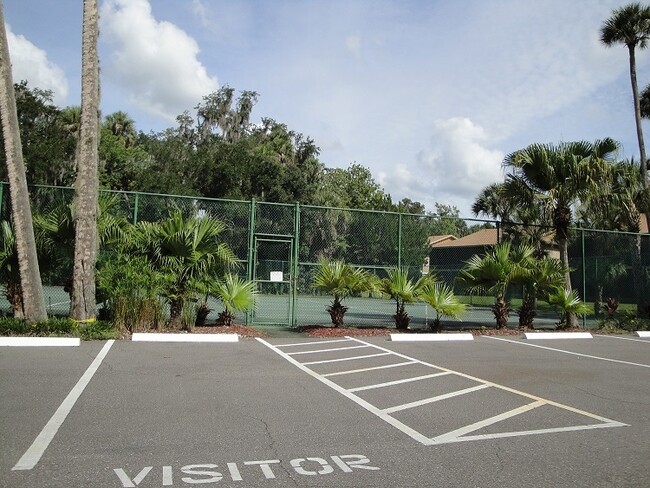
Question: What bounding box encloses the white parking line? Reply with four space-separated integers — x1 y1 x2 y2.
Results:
484 336 650 368
431 400 545 444
382 384 490 414
287 345 369 356
256 338 433 445
12 340 115 471
276 339 353 348
348 372 451 392
302 352 391 366
322 361 417 377
262 336 627 446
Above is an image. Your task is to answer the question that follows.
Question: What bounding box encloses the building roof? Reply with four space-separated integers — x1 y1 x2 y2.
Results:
428 228 498 248
426 235 457 246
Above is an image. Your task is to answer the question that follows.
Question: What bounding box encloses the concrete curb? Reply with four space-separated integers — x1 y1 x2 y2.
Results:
0 337 80 347
390 333 474 342
524 332 593 340
635 331 650 338
131 333 239 343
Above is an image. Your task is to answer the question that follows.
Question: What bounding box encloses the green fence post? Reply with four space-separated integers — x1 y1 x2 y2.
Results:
133 192 139 224
246 199 256 326
397 212 402 268
0 181 4 218
291 202 300 327
581 229 586 329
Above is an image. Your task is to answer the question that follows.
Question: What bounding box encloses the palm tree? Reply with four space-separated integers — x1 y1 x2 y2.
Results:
212 273 256 326
581 159 650 316
0 4 47 322
601 3 650 192
33 193 129 306
418 282 466 332
104 111 136 147
547 289 590 330
513 255 568 329
127 211 237 328
312 260 378 327
380 267 430 330
456 241 525 329
71 0 100 321
502 139 619 327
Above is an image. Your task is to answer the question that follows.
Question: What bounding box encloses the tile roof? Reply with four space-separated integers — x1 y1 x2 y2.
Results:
428 228 498 248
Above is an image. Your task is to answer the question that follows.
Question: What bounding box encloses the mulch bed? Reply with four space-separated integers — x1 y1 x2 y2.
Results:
124 324 591 340
298 325 530 338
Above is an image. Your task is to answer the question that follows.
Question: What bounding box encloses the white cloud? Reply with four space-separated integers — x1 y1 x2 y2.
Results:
5 23 68 105
101 0 218 121
385 118 504 215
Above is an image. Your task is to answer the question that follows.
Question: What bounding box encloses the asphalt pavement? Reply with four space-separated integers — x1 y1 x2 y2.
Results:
1 334 648 487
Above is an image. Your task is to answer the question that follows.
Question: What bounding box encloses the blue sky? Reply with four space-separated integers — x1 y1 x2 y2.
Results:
3 0 649 216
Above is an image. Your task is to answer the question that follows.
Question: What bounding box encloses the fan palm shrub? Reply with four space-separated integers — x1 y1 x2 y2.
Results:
212 273 257 326
126 210 237 329
380 267 431 330
547 289 590 329
418 282 466 332
456 242 530 329
312 260 378 327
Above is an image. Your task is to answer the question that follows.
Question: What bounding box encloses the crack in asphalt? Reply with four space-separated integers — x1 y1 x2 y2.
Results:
252 415 300 487
573 386 650 406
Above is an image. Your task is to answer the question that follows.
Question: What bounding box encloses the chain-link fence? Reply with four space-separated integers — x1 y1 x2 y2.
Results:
1 182 649 329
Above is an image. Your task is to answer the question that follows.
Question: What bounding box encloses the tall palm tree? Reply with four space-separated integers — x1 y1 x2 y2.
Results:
104 111 136 147
71 0 100 321
601 3 650 192
0 2 47 322
502 139 619 327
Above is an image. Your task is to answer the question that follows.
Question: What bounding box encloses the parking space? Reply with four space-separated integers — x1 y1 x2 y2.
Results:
1 334 649 487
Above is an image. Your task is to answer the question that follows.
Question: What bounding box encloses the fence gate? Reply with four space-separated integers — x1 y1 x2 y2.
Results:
251 234 295 325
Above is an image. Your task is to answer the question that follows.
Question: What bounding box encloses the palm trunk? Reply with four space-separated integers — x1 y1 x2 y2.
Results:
71 0 100 320
0 5 47 323
628 46 650 231
557 232 578 328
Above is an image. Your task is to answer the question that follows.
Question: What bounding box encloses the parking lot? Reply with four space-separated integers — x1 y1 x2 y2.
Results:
1 334 649 487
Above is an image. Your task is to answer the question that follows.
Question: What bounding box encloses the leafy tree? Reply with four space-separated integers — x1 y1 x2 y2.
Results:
0 9 47 323
601 3 650 195
502 139 619 327
380 267 430 330
0 82 77 186
318 164 393 210
312 260 378 327
418 282 466 332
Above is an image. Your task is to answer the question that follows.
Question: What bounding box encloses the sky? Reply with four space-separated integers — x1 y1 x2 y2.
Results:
3 0 650 217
